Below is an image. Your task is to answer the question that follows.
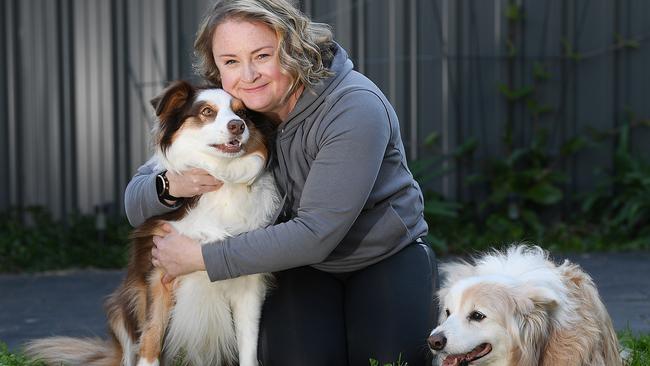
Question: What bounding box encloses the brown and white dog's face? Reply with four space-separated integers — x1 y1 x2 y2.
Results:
150 80 268 172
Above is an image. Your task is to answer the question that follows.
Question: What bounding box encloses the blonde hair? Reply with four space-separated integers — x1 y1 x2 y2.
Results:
194 0 335 97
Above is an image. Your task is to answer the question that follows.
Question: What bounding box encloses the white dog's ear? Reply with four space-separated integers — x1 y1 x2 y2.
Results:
526 286 560 310
513 285 560 315
439 260 475 288
436 261 474 324
508 285 558 364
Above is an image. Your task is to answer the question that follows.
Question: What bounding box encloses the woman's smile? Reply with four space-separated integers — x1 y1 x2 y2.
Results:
242 83 269 93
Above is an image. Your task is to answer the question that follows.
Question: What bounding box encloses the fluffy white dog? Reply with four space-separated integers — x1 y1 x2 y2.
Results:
428 245 622 366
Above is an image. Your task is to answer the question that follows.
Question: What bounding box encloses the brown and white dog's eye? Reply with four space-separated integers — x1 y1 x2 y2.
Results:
201 107 215 117
468 311 486 322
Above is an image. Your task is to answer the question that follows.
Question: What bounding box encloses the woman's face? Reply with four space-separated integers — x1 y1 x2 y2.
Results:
212 19 297 121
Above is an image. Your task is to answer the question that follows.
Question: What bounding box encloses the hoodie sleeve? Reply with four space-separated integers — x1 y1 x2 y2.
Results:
124 159 182 227
202 89 391 281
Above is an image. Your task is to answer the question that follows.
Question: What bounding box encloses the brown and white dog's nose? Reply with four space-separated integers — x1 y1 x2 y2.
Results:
428 332 447 351
227 119 245 135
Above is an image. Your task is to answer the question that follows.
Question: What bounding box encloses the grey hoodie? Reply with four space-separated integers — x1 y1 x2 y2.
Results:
124 45 428 281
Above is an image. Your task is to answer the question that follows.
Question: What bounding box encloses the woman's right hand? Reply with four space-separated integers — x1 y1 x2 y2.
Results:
166 168 223 198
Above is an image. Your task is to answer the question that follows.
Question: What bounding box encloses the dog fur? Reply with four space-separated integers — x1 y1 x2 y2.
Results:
25 81 281 366
428 245 622 366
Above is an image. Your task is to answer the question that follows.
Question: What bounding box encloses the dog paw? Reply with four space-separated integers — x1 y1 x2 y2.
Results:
217 153 265 184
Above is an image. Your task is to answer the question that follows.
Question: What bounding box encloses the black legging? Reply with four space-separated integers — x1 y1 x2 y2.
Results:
257 242 438 366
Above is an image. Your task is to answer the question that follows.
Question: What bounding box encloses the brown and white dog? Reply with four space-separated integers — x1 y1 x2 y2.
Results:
428 245 622 366
25 81 281 366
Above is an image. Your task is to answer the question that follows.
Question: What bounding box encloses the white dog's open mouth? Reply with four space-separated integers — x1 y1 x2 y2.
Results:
442 343 492 366
211 139 242 154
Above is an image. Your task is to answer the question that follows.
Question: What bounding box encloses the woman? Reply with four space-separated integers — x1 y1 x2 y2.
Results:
125 0 438 364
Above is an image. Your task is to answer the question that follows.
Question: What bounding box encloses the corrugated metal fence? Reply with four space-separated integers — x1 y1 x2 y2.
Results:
2 0 650 218
1 0 207 217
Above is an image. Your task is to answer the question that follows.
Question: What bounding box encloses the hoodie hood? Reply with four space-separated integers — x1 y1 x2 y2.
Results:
277 43 354 135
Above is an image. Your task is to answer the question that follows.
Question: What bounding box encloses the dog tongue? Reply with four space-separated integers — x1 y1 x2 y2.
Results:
442 355 465 366
442 343 492 366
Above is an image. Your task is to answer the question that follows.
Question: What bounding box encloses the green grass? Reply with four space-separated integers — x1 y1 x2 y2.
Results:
3 335 647 366
620 330 650 365
0 342 44 366
369 353 406 366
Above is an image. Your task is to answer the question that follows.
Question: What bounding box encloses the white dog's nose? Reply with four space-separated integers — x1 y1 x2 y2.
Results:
428 332 447 351
227 119 245 135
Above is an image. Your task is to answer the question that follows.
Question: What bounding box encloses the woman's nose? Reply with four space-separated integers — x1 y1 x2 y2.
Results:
241 63 260 83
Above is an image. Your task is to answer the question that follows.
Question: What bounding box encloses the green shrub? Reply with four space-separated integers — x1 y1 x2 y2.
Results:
579 124 650 251
0 207 130 272
415 123 650 255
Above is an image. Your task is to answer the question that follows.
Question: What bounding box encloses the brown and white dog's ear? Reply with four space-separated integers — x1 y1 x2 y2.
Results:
151 80 196 155
150 95 162 111
150 80 195 118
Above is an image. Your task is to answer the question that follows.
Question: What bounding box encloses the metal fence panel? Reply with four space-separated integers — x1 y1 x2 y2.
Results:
624 0 650 158
0 0 10 208
1 0 649 218
416 0 445 193
573 0 615 193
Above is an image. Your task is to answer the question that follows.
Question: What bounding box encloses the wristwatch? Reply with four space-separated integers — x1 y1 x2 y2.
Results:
156 171 180 202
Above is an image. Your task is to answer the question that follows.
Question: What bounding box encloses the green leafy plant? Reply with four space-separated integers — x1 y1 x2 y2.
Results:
619 330 650 365
457 3 593 250
0 206 130 272
369 353 407 366
561 37 583 61
579 124 650 250
410 133 475 253
467 129 571 243
615 33 641 50
411 2 650 255
0 342 45 366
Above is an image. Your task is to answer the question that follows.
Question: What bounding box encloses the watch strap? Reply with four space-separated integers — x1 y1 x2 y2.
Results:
156 171 180 202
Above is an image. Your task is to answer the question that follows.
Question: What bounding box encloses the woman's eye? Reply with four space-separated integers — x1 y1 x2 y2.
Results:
257 53 270 60
224 59 237 66
201 107 214 117
468 311 486 322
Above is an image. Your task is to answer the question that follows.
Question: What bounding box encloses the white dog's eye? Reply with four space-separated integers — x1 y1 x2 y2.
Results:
468 311 486 322
445 309 451 317
201 107 215 117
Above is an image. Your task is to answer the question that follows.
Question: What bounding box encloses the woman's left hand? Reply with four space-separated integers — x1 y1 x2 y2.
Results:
152 223 205 283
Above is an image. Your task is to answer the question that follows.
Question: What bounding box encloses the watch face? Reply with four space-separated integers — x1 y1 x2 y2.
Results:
156 174 164 196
